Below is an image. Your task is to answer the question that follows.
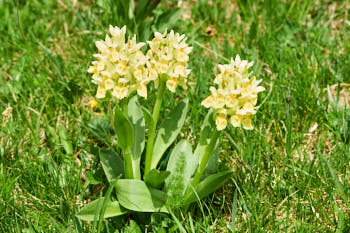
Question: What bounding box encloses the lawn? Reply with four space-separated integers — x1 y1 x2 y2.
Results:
0 0 349 232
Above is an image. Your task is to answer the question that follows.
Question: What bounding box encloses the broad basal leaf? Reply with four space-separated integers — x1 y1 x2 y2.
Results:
151 99 189 170
144 169 170 189
76 198 127 221
165 140 197 206
115 179 168 213
100 149 124 181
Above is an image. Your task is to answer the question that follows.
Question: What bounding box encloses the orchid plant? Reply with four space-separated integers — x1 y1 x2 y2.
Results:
76 25 265 224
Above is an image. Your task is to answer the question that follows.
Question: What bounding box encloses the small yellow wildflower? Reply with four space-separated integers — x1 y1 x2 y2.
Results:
89 99 98 109
88 25 153 100
146 30 192 92
201 55 265 131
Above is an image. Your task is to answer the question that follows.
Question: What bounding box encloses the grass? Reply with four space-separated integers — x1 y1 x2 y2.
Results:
1 0 349 232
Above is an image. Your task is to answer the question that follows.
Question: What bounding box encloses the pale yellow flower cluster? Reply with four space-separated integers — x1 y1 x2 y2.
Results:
88 27 192 99
201 55 265 131
88 25 151 100
146 30 192 92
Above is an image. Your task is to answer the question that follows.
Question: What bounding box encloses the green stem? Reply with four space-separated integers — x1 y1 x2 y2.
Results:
114 99 139 179
108 102 114 144
185 130 220 200
132 161 141 180
124 148 134 179
144 78 166 175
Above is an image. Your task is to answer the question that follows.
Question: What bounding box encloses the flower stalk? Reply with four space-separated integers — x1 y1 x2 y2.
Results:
188 129 220 195
144 78 166 175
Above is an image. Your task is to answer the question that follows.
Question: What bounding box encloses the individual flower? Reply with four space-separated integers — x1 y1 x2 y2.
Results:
146 30 192 92
88 25 152 100
201 55 265 131
88 98 98 109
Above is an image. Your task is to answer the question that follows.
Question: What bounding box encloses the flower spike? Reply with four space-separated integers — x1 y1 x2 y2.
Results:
202 55 265 130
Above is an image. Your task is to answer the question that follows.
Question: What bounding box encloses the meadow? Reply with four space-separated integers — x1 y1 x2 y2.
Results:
0 0 349 232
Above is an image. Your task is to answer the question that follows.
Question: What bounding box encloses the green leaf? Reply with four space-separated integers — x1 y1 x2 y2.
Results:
202 142 219 179
128 96 145 179
59 126 73 155
156 8 182 32
124 220 142 233
114 107 134 151
76 198 127 221
141 106 153 130
231 189 238 232
165 140 197 206
100 150 124 181
144 169 170 189
135 0 151 22
46 125 58 144
115 179 168 213
185 170 233 204
97 178 119 232
119 0 131 21
151 99 189 170
138 20 152 42
194 109 218 164
86 172 102 185
86 117 112 140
